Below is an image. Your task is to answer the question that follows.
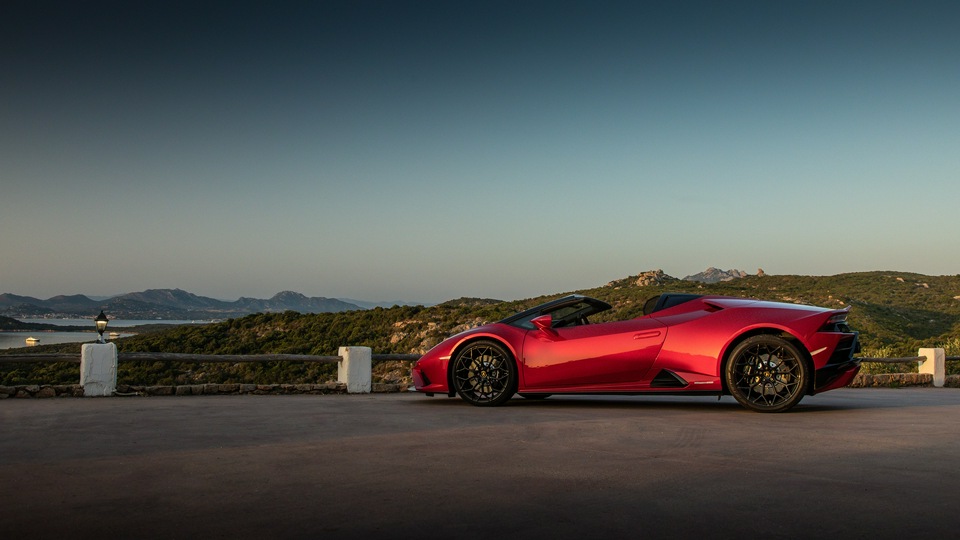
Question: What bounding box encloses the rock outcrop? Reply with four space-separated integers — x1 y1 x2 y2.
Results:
683 267 751 283
605 269 680 289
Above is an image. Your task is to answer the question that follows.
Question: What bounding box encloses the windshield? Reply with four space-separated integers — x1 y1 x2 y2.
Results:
501 296 612 330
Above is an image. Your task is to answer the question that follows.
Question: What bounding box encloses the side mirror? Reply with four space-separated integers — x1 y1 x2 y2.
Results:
531 315 555 334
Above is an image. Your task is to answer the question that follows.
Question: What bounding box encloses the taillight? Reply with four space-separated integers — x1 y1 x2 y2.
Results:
821 312 851 333
827 313 847 325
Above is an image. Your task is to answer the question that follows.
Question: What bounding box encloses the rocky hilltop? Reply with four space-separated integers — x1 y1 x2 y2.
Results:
604 269 681 289
684 267 766 284
604 267 765 288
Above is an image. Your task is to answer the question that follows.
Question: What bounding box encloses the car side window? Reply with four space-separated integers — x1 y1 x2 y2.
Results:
510 302 591 330
549 305 575 326
547 303 592 328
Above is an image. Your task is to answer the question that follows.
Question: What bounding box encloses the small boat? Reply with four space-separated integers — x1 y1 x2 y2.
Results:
25 337 40 346
109 332 121 340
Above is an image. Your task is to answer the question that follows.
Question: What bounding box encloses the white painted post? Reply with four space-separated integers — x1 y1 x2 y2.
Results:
338 346 372 393
80 342 117 396
918 348 945 388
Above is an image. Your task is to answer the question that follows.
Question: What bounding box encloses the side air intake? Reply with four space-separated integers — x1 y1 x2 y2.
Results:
650 369 688 388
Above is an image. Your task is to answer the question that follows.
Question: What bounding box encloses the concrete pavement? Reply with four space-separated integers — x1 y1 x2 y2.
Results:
2 389 959 539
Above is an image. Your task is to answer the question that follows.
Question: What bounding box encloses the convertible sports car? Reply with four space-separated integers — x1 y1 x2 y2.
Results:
411 293 861 412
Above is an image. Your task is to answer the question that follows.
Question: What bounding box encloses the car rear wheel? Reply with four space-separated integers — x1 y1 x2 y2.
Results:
725 335 808 413
452 340 517 407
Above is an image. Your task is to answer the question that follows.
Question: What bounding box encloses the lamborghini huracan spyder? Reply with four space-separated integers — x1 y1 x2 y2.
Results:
411 293 860 412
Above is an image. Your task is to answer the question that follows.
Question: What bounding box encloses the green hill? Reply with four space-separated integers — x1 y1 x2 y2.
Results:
3 271 959 386
586 271 960 357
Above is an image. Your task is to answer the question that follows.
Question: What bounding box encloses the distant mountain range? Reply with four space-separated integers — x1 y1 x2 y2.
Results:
0 267 759 320
0 289 416 319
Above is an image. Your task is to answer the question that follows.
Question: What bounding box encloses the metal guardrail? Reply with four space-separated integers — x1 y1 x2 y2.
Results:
0 352 423 364
1 350 953 395
120 352 343 363
0 352 955 367
859 356 960 363
0 353 80 364
857 356 925 363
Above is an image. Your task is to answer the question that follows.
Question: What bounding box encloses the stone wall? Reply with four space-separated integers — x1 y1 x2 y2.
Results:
850 373 960 388
2 376 957 399
0 382 407 398
0 384 83 398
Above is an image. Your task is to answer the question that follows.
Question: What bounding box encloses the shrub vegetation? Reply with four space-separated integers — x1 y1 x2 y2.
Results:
3 271 959 385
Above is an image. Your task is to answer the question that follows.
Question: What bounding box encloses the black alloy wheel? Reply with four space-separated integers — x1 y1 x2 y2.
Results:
725 335 809 413
451 340 517 406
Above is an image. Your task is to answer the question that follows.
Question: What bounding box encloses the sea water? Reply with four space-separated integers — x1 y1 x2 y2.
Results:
0 331 115 350
0 319 213 350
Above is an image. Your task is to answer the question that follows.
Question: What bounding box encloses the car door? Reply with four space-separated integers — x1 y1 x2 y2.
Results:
520 318 666 389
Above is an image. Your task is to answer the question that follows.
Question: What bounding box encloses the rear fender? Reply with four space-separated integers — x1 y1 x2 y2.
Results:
718 327 815 395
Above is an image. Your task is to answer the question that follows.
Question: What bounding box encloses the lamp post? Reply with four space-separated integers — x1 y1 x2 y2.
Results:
95 310 109 344
83 311 117 396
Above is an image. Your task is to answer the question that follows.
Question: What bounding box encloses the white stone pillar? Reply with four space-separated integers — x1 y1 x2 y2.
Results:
80 342 117 396
918 348 945 388
338 346 371 393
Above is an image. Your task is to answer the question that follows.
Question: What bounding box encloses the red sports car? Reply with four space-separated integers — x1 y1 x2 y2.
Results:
411 293 861 412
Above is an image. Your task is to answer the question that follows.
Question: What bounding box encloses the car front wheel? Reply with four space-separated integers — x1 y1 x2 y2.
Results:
725 335 808 413
451 340 517 406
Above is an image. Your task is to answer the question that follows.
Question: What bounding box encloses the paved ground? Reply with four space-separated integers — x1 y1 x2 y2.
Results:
2 389 959 539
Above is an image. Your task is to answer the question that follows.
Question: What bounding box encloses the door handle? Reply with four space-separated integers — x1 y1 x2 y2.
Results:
633 331 662 340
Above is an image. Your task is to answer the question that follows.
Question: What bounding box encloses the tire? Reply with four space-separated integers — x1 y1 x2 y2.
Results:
451 340 517 406
725 335 809 413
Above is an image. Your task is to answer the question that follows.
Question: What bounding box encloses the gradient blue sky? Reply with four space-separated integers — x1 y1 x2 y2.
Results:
2 1 958 304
